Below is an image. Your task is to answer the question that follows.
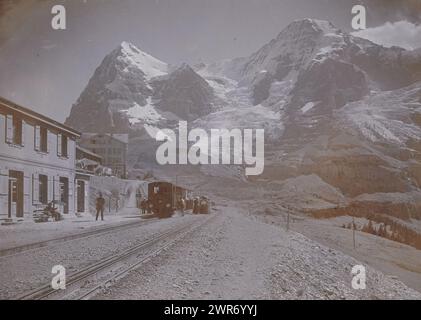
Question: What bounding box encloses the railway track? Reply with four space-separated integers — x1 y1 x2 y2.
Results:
0 217 159 259
16 214 215 300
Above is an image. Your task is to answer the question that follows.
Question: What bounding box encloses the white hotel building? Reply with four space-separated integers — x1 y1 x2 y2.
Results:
0 97 83 222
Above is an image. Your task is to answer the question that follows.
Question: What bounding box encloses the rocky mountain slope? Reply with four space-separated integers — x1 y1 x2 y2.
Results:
65 19 421 228
200 19 421 223
65 42 218 133
211 19 420 106
150 64 215 121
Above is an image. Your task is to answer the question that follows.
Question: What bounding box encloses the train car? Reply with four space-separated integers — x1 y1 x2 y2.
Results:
148 182 173 218
148 181 189 218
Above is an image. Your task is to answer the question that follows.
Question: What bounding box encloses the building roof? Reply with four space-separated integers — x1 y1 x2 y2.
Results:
0 96 81 138
76 145 103 160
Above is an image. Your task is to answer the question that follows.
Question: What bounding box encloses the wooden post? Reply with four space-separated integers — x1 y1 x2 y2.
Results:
174 175 177 209
352 216 356 249
172 175 178 210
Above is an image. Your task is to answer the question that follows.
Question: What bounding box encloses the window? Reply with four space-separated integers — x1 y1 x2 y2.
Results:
40 127 48 152
35 126 48 152
39 175 48 204
57 133 68 158
13 117 23 145
5 115 24 146
61 135 68 157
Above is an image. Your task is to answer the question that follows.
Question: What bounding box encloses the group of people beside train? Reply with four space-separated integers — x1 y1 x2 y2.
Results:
192 197 210 214
138 197 177 217
176 196 209 214
139 198 153 214
137 196 210 216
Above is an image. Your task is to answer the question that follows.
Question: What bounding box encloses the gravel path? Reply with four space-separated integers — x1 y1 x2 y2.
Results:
93 207 421 300
0 215 144 251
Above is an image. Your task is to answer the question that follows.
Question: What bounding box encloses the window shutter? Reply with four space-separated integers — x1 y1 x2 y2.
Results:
53 176 60 203
0 169 8 196
62 136 67 157
57 133 62 157
34 126 40 151
48 176 53 202
32 174 39 203
6 115 13 143
21 120 25 146
45 129 49 152
69 180 73 196
24 175 30 209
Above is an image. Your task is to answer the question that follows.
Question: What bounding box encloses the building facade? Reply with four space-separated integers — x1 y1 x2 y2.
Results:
75 146 103 215
76 146 102 174
0 97 81 221
78 133 128 179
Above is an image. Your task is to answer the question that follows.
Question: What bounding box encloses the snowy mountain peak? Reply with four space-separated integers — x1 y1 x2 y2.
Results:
233 19 346 90
296 19 337 32
277 19 341 40
172 63 197 75
65 41 170 132
116 41 168 80
119 41 137 53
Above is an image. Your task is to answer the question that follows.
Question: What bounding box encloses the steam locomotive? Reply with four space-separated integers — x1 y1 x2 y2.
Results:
147 181 190 218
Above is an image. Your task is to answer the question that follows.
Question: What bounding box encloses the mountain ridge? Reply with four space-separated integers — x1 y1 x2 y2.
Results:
65 20 421 226
65 41 217 133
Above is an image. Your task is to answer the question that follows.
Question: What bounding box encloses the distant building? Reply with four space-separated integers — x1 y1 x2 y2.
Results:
76 146 102 174
0 97 80 221
75 146 103 215
78 133 128 179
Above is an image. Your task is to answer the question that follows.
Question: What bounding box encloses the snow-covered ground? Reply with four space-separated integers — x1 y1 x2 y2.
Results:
341 83 421 145
93 206 420 300
195 69 285 144
126 99 163 125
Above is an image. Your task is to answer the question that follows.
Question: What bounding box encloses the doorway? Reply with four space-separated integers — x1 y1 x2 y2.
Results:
8 170 24 218
59 177 69 214
76 180 85 213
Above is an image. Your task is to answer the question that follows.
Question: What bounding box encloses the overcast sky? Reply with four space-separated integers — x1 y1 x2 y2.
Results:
0 0 420 122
